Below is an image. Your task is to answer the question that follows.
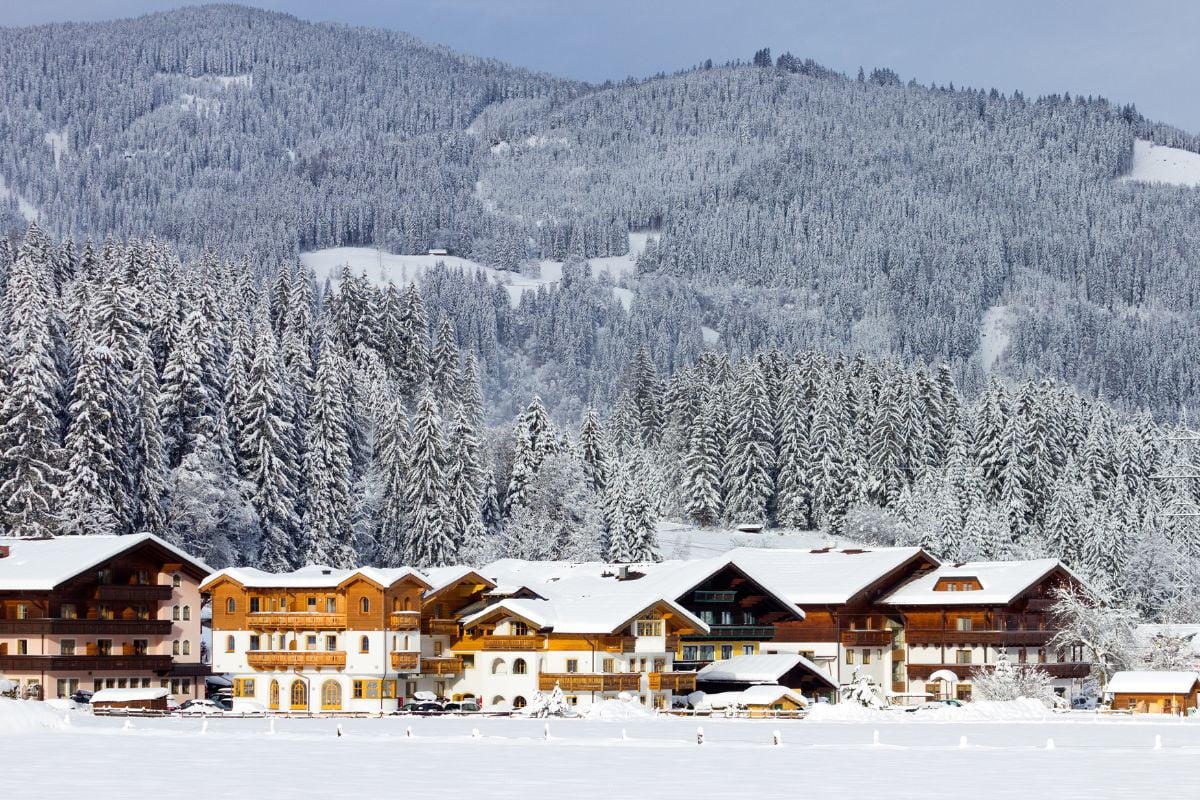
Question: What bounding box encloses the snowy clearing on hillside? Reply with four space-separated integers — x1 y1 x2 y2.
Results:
0 173 40 223
3 703 1199 799
43 129 67 169
1121 140 1200 187
302 231 653 309
978 305 1013 372
656 521 855 559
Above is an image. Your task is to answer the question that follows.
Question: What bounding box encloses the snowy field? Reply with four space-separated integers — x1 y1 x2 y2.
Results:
656 521 856 559
3 701 1199 799
1120 139 1200 187
300 231 652 309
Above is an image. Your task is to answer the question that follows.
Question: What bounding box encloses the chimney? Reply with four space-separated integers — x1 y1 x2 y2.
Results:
0 545 9 558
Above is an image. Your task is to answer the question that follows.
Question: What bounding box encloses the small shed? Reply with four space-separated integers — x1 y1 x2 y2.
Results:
697 653 837 701
90 688 170 711
699 685 807 716
427 248 450 257
1106 671 1200 714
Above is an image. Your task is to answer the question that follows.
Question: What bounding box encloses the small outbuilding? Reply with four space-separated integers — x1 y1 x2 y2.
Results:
697 653 837 702
697 684 808 716
1105 671 1200 715
90 688 171 711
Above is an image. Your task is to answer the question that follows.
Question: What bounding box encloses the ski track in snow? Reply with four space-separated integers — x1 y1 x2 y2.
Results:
1120 140 1200 187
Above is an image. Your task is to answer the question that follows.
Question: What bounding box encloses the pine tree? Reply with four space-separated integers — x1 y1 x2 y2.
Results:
577 406 609 495
129 343 168 534
302 339 355 567
505 395 556 515
724 362 774 524
445 404 485 556
682 393 723 526
403 390 455 567
430 317 461 408
60 342 123 535
374 398 410 567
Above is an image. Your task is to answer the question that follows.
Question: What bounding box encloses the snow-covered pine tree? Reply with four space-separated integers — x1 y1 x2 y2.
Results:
302 338 356 567
430 317 461 409
60 341 124 535
403 390 456 568
682 392 724 527
374 398 410 567
577 406 609 495
504 395 556 516
445 404 486 557
723 361 774 525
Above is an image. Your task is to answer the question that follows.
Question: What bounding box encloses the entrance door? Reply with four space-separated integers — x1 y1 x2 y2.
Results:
290 680 308 710
269 680 279 710
321 680 342 711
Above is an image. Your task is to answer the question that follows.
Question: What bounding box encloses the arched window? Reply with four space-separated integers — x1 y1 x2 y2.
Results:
269 680 280 710
360 597 370 614
172 640 180 655
359 635 370 653
172 574 182 588
321 680 342 711
403 635 410 650
403 596 413 611
290 680 308 710
513 658 528 675
226 598 235 614
225 635 235 653
513 696 527 709
172 605 180 621
491 696 505 707
182 640 191 656
182 606 191 621
491 658 508 675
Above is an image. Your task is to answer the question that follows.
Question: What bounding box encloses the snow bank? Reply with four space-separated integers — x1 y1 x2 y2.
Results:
579 696 653 721
1121 140 1200 187
0 698 69 733
806 698 1049 723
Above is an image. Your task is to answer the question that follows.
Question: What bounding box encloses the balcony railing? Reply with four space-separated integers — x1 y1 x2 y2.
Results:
538 673 640 692
0 654 174 672
390 651 420 671
907 661 1088 680
905 629 1053 646
94 585 173 602
419 656 464 675
840 629 895 647
245 651 347 670
246 613 347 630
389 612 421 631
0 619 172 635
478 636 544 651
693 591 736 603
423 619 461 636
699 625 776 640
649 672 697 692
1024 598 1055 612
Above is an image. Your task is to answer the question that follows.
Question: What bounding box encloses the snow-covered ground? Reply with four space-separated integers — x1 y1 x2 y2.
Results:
656 521 856 559
43 129 68 169
1121 139 1200 187
3 700 1198 799
301 231 654 309
978 304 1013 373
0 173 40 223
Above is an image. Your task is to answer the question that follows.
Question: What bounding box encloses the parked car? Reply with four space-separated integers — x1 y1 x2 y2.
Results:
179 698 227 714
70 690 93 705
413 702 444 714
1072 696 1098 710
444 701 480 713
905 699 964 712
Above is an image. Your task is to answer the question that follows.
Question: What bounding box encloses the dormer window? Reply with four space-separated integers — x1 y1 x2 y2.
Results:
635 619 664 637
934 577 981 592
511 621 529 636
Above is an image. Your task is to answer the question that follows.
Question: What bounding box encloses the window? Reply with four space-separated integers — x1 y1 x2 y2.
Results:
511 621 529 636
306 635 317 651
269 681 280 710
173 605 181 621
182 640 191 656
720 645 733 660
681 646 698 661
653 658 665 672
432 640 443 656
97 639 112 656
132 639 147 656
513 696 527 709
566 659 579 674
1038 648 1047 664
742 611 756 624
698 645 715 661
360 597 370 614
955 617 972 632
134 570 150 585
60 604 77 620
360 636 370 653
862 649 871 664
225 598 235 614
249 597 260 613
353 680 366 699
249 635 260 651
955 650 973 665
60 639 76 656
566 695 578 706
135 606 149 620
97 569 112 585
1018 648 1027 664
308 597 317 611
225 635 235 653
382 680 396 699
16 604 28 620
513 658 528 675
699 610 714 624
290 680 308 710
279 597 287 611
846 649 855 664
326 598 336 613
742 644 755 656
956 684 973 701
16 640 28 655
325 635 338 651
182 606 191 621
635 619 664 637
602 658 615 673
233 678 256 698
99 606 114 620
172 574 182 588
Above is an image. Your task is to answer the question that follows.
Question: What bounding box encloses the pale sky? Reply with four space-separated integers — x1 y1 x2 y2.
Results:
3 1 1197 133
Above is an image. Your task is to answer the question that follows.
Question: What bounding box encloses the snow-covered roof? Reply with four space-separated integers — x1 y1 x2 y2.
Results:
717 546 934 605
200 564 430 591
90 688 170 703
697 653 836 689
699 685 808 709
0 534 211 591
421 565 495 598
879 559 1073 606
1105 671 1200 695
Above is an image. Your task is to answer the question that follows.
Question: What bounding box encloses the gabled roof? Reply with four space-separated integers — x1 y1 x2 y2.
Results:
718 546 935 605
699 685 809 709
0 534 211 591
200 564 430 592
697 653 837 689
421 566 496 600
1106 671 1200 695
879 559 1078 606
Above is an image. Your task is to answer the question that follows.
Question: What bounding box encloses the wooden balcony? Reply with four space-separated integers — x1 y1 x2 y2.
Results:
1024 598 1055 612
907 661 1089 680
906 629 1053 646
94 584 173 602
1042 662 1091 679
665 635 681 652
0 619 172 635
390 651 420 671
479 635 544 651
840 629 894 647
420 656 464 675
538 673 640 692
245 613 347 630
649 672 696 692
423 618 461 636
703 625 776 640
0 654 174 672
245 651 347 670
389 612 421 631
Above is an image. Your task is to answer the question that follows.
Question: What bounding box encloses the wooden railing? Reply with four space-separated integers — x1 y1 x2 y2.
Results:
420 656 464 674
0 619 172 635
907 661 1088 680
704 625 776 640
478 636 544 651
389 612 421 631
905 629 1053 646
246 613 347 630
390 651 420 671
0 654 173 672
423 619 461 636
840 629 894 647
246 651 346 670
538 673 640 692
94 585 173 602
649 672 696 692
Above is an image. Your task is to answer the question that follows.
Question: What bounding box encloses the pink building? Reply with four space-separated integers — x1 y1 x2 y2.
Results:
0 534 211 702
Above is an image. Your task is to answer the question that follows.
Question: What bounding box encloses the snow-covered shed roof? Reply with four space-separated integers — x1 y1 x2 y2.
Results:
90 688 170 703
697 653 836 689
0 534 211 591
717 546 935 605
1106 671 1200 695
878 559 1076 606
200 564 430 591
699 685 808 709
